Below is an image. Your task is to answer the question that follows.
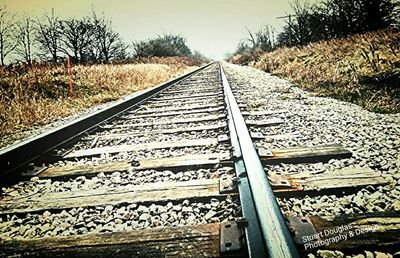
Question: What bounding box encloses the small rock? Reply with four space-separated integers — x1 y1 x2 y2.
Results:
151 219 163 227
374 251 392 258
131 220 139 228
137 205 149 213
139 213 151 222
112 177 121 184
40 222 52 233
104 216 113 224
158 206 168 213
166 202 173 210
204 210 217 220
115 224 125 231
182 206 193 213
114 218 123 224
60 210 69 217
59 222 69 230
24 228 37 238
160 213 169 222
74 221 85 228
316 250 337 258
77 227 88 234
210 199 220 207
111 171 121 177
172 205 182 212
43 211 51 218
127 203 137 210
116 207 126 215
392 200 400 211
167 212 177 222
353 194 364 207
333 251 344 258
210 217 220 223
364 251 374 258
368 191 382 200
30 177 39 182
149 204 157 214
97 173 106 178
75 176 86 182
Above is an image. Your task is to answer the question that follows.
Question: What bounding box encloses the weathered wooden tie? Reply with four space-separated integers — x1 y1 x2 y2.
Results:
245 118 285 127
38 153 230 178
106 114 226 128
259 145 352 164
0 223 224 257
289 212 400 251
153 92 223 101
134 102 222 114
269 167 388 197
0 179 227 214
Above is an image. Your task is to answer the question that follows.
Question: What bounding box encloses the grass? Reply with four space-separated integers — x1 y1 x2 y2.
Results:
231 29 400 113
0 57 198 146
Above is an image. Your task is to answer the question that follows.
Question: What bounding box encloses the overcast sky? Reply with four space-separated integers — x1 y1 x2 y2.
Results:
7 0 322 60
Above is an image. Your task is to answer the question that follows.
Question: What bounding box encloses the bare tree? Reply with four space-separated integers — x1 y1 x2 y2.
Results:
0 3 17 66
36 9 63 63
255 25 275 52
235 39 252 54
392 1 400 29
276 0 398 47
61 17 94 63
15 15 35 65
91 10 123 63
245 27 257 49
244 25 275 52
112 41 129 61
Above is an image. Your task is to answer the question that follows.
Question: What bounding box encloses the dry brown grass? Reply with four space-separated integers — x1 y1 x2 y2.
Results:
0 57 196 143
231 29 400 113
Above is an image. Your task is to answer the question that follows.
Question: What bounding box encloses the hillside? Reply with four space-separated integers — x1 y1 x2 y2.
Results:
231 29 400 113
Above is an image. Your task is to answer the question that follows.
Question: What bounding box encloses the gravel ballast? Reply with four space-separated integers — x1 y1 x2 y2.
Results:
222 62 399 216
2 167 235 197
0 196 240 240
223 63 399 256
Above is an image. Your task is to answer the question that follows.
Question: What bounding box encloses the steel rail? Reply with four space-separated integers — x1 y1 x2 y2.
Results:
0 62 215 179
220 64 300 258
223 70 267 257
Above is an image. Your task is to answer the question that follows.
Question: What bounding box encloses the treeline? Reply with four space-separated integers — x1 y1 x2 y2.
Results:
235 0 399 54
0 5 206 66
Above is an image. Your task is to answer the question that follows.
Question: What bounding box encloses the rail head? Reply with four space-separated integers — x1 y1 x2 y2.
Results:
0 62 216 179
220 63 300 258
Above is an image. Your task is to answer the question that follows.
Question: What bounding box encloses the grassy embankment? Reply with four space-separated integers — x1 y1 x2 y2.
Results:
231 29 400 113
0 57 199 146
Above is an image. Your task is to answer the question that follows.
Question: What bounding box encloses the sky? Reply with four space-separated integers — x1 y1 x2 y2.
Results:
6 0 322 60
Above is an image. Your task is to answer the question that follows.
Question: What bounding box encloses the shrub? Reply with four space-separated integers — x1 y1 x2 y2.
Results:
133 34 192 58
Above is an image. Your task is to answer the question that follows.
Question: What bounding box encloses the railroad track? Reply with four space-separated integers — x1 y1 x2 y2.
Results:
0 62 398 257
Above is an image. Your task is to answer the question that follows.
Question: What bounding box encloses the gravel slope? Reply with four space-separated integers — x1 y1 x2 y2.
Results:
222 62 399 258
